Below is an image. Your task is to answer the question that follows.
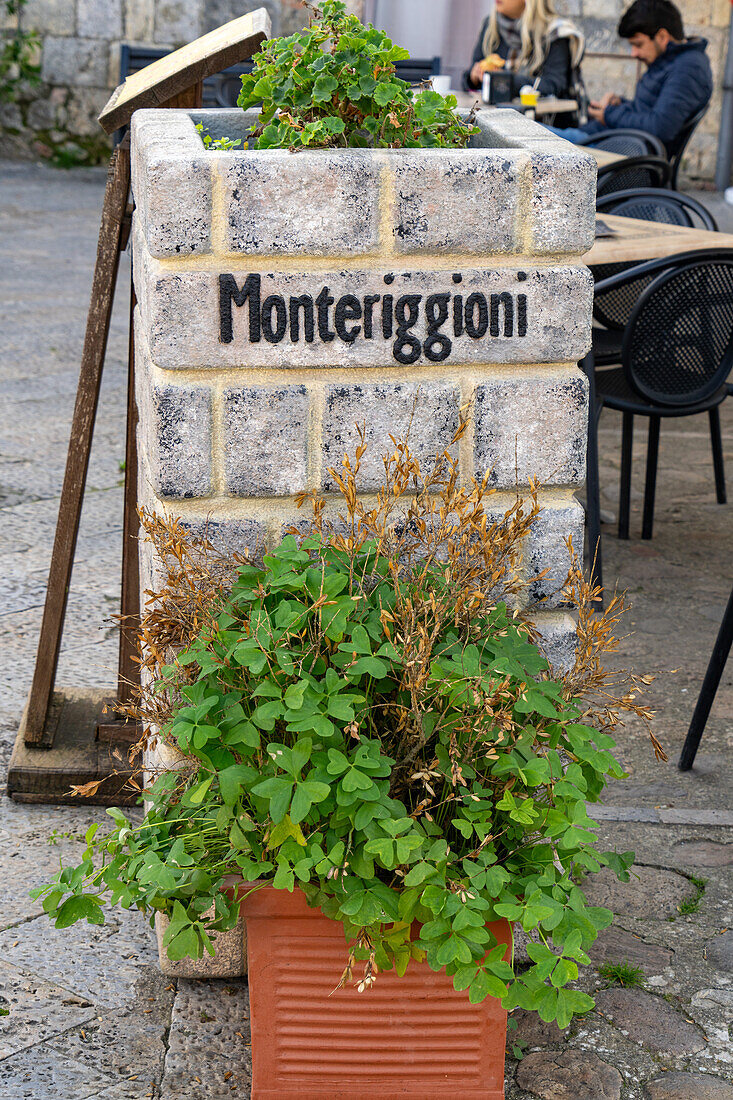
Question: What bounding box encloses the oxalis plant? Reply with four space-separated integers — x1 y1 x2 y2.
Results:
33 420 664 1029
235 0 477 150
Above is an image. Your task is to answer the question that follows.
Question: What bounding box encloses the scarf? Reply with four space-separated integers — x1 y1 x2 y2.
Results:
495 11 523 57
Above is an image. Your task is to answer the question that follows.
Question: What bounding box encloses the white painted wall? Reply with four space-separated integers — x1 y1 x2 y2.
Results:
364 0 491 89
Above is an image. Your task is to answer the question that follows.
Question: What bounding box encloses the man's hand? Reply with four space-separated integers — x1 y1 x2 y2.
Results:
591 92 622 110
588 92 622 125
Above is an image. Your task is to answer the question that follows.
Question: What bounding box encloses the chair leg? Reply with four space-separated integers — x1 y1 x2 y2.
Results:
618 411 633 539
581 352 603 595
679 584 733 771
709 406 726 504
642 416 661 540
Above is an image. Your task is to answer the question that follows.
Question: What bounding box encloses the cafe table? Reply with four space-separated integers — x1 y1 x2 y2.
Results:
582 212 733 594
587 147 627 168
451 90 578 116
584 213 733 264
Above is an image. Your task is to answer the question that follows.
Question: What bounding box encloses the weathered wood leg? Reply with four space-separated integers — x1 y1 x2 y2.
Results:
23 139 131 746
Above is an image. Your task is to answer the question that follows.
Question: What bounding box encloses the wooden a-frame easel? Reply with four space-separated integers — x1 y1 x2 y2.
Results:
7 10 270 805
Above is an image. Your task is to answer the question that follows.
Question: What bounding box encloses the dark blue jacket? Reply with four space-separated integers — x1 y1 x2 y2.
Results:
603 38 712 152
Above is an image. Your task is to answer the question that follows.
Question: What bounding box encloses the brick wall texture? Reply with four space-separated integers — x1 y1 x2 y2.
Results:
0 0 730 180
132 106 595 675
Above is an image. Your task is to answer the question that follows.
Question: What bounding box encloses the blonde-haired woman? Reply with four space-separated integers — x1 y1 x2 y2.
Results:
462 0 584 119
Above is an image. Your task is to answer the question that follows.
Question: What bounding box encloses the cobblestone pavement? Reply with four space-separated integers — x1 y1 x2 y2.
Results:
1 160 731 1099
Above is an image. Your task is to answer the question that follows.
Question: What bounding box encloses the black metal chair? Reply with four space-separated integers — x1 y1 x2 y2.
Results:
596 155 670 197
668 105 708 190
577 128 666 158
597 187 718 231
592 189 718 369
395 57 442 83
585 250 733 552
678 583 733 770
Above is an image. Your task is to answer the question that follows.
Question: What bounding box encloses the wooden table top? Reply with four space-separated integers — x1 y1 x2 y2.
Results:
584 213 733 265
451 91 577 117
588 147 627 167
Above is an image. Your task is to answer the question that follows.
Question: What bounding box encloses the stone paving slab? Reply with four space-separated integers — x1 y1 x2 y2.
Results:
1 161 732 1099
0 962 97 1059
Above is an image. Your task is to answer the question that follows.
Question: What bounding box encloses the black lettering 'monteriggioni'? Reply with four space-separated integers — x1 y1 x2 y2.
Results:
219 273 261 343
219 274 529 358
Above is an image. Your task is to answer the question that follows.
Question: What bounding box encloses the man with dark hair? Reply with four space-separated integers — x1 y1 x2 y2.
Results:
548 0 712 152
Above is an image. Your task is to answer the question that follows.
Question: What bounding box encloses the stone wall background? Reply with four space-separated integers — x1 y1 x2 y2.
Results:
0 0 729 181
553 0 730 184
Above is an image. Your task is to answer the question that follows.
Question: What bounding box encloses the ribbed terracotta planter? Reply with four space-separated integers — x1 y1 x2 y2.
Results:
239 884 512 1100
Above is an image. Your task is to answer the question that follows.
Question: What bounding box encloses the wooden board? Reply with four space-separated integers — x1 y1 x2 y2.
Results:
98 8 270 133
585 213 733 265
8 691 138 806
588 147 627 167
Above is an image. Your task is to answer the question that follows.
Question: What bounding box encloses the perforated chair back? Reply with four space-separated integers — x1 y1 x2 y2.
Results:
597 188 718 230
668 105 708 187
622 254 733 407
211 61 253 106
580 128 666 158
596 155 670 197
394 57 442 83
593 190 718 331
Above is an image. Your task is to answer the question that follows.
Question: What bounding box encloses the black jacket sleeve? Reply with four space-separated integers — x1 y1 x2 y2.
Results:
511 38 572 97
462 17 491 91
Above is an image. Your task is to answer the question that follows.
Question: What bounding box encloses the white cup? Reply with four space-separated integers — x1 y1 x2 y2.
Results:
431 74 452 96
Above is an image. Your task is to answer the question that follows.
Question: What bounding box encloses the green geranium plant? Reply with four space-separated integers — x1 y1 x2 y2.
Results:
235 0 477 150
33 424 663 1029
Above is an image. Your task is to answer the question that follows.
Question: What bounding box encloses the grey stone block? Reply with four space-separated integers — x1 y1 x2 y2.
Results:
223 384 309 496
476 106 558 149
524 499 584 607
135 243 593 370
23 0 74 37
531 610 577 672
321 381 460 491
530 148 597 254
26 95 61 131
124 0 154 39
131 113 212 257
78 0 122 39
474 369 588 488
203 0 279 35
137 359 213 499
178 515 268 558
41 37 109 87
153 0 202 43
61 87 109 136
221 148 381 255
390 148 524 254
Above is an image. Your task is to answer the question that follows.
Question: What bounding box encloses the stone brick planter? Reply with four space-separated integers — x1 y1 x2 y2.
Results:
130 105 596 980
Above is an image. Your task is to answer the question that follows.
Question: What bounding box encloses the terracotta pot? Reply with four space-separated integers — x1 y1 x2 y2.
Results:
239 883 511 1100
